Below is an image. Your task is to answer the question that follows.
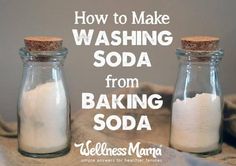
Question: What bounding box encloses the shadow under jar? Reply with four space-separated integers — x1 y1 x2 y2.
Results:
170 36 224 157
17 36 71 158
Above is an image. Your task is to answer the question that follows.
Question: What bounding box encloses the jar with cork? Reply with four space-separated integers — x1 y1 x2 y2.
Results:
17 36 71 158
170 36 224 156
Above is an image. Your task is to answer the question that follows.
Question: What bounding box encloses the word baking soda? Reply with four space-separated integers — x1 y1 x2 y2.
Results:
82 93 163 131
19 80 68 153
170 93 222 153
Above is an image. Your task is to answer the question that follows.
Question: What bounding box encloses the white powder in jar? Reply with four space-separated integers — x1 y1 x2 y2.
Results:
170 93 222 153
19 80 68 153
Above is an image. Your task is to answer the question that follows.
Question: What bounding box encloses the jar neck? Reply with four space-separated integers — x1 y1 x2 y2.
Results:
19 47 68 63
23 61 64 68
176 48 224 65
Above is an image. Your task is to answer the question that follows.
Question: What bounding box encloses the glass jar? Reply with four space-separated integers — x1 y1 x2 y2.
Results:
170 36 224 156
17 37 70 158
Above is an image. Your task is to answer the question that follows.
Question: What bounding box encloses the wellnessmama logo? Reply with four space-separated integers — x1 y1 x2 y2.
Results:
72 10 173 160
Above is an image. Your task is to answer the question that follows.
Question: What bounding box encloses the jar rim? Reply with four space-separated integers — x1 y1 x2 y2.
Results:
19 47 68 57
176 48 224 57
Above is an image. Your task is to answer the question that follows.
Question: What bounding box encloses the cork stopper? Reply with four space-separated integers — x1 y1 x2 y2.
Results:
24 36 63 51
181 36 219 51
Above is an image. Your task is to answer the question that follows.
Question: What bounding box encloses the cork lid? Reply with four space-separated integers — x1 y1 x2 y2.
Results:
181 36 219 51
24 36 63 51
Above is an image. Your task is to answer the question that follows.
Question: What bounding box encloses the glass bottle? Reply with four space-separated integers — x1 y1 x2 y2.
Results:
17 36 70 158
170 36 224 156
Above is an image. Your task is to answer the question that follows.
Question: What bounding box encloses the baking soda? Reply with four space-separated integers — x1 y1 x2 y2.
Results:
19 80 68 153
170 93 221 153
